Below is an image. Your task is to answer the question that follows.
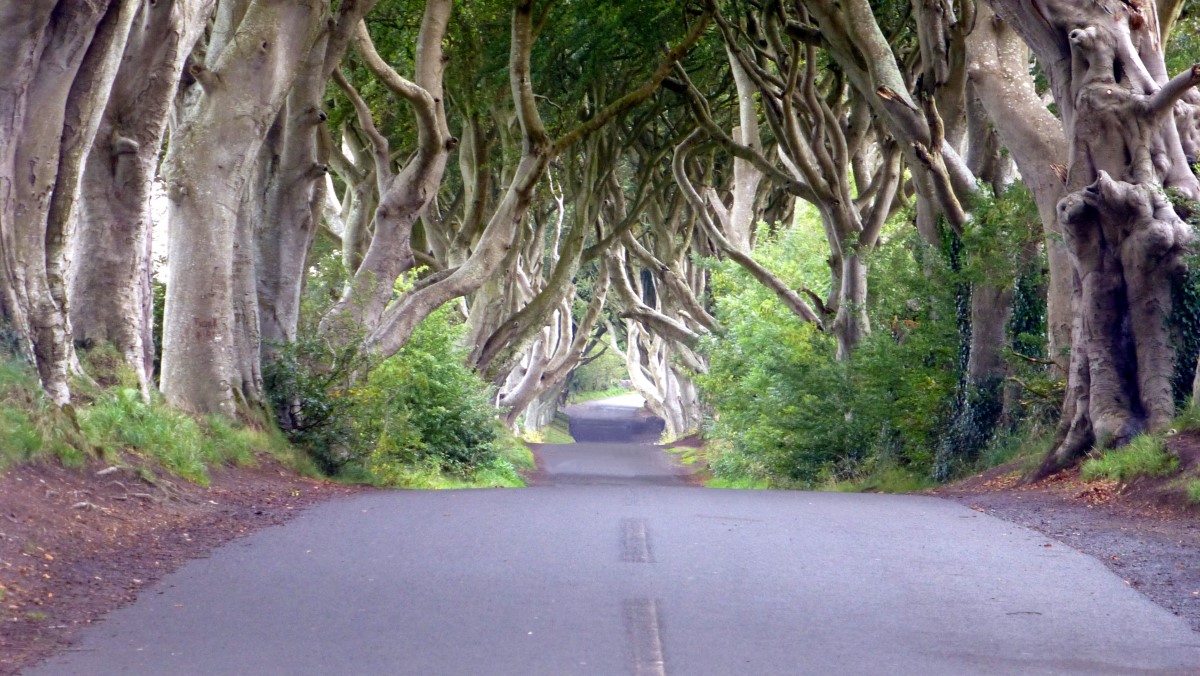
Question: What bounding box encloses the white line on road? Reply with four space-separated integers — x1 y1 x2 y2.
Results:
622 518 653 563
624 598 666 676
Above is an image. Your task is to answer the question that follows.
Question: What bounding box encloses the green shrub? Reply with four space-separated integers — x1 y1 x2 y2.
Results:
265 279 515 487
359 305 500 478
698 220 959 487
1081 436 1179 483
262 333 366 474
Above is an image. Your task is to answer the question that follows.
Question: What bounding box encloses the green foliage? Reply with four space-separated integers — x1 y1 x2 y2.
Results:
567 385 632 405
567 348 626 397
263 333 366 474
960 183 1042 287
1169 193 1200 406
706 475 771 490
78 343 139 390
151 273 166 384
975 421 1054 473
1172 400 1200 432
0 359 86 472
699 183 1053 489
1165 14 1200 77
698 222 959 487
0 333 305 483
1081 435 1178 483
525 412 575 444
267 254 524 488
360 306 501 479
937 184 1046 479
1186 479 1200 505
823 466 937 494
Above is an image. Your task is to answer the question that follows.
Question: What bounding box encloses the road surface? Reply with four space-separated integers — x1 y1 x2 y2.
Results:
26 396 1200 674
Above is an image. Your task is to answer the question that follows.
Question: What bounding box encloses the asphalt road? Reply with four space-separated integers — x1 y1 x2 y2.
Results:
26 397 1200 675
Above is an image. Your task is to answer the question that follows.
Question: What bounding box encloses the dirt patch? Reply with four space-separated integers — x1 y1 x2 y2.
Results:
0 457 365 675
933 459 1200 633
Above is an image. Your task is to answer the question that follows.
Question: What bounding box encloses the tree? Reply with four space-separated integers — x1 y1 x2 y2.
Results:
159 0 328 416
70 0 214 395
0 0 140 405
988 0 1200 476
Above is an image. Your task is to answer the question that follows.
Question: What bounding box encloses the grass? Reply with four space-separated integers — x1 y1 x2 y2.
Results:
664 446 703 466
707 476 771 489
1171 401 1200 432
823 466 937 494
0 359 89 473
1187 480 1200 504
566 386 633 405
542 413 576 444
0 348 320 485
520 412 575 444
77 388 290 485
1081 434 1179 483
360 424 536 490
974 424 1054 474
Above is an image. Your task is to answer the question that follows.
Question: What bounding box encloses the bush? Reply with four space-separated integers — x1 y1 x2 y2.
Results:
697 220 960 487
264 267 514 487
358 305 500 479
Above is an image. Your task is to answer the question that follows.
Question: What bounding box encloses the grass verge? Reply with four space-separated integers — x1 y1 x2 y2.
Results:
823 466 937 494
1081 434 1178 483
1 343 539 491
520 412 575 445
355 424 536 489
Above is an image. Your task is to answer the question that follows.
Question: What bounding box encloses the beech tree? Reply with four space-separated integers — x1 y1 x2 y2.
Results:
357 1 711 362
0 0 140 405
160 0 340 415
5 0 1198 484
987 0 1200 475
70 0 214 396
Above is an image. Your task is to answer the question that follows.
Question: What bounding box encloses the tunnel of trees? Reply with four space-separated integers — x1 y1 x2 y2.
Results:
1 0 1198 487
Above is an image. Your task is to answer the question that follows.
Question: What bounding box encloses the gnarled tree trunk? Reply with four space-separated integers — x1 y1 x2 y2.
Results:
989 0 1200 476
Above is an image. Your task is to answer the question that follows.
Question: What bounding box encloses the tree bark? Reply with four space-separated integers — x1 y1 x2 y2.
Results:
71 0 214 394
0 0 139 404
160 0 324 416
987 0 1199 476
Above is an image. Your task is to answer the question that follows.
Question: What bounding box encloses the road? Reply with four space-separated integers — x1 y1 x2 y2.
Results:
27 396 1200 674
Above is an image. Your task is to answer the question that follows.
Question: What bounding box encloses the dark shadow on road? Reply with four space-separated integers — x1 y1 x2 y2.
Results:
527 395 689 487
563 396 665 444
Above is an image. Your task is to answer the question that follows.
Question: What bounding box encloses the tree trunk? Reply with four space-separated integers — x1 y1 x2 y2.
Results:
0 0 139 405
160 0 324 416
71 0 213 394
989 0 1200 476
253 40 330 349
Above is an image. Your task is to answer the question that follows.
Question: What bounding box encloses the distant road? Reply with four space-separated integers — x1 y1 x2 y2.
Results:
27 396 1200 674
